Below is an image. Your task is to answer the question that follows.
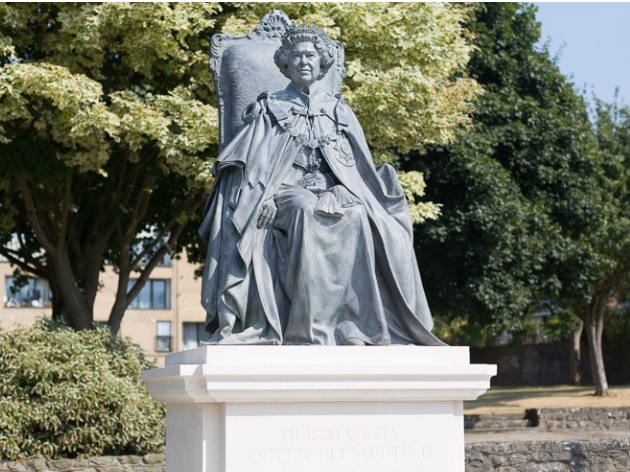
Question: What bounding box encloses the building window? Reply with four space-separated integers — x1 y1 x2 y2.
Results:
138 250 172 267
182 322 210 350
4 276 52 308
128 279 171 310
133 240 173 267
158 252 172 267
156 321 172 352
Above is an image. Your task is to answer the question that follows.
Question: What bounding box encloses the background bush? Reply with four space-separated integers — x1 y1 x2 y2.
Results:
0 319 165 460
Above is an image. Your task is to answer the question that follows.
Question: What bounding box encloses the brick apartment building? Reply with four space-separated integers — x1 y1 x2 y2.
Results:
0 252 208 366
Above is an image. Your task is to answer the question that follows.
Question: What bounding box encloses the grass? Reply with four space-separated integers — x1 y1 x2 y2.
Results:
464 384 630 415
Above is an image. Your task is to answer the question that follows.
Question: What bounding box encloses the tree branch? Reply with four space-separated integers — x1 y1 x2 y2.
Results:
57 172 73 251
121 174 155 244
14 173 56 255
15 231 46 272
119 148 158 210
110 149 129 206
0 247 46 278
125 220 187 306
129 191 199 268
125 193 204 306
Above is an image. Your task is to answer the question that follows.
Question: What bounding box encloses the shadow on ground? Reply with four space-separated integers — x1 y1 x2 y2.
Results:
465 385 630 414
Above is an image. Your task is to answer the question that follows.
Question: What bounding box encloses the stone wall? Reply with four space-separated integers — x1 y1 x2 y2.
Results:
3 438 630 472
470 342 572 386
3 441 630 472
537 407 630 432
0 454 165 472
466 438 630 472
470 339 630 387
465 407 630 432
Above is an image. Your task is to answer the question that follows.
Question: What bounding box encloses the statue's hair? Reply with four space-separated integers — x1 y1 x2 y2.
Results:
274 23 336 80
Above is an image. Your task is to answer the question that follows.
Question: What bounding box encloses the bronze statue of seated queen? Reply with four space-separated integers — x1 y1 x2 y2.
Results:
200 16 444 347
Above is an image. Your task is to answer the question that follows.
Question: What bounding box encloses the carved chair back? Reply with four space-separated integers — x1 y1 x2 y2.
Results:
210 10 345 150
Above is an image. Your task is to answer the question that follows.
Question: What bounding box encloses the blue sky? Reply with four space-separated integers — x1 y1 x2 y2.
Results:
534 2 630 106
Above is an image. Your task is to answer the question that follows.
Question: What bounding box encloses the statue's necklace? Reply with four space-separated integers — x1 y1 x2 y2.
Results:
283 118 337 173
282 103 339 150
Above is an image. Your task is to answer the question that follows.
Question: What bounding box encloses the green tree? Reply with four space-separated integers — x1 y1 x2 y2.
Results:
218 3 480 154
0 3 220 332
550 98 630 395
415 2 630 396
1 3 479 332
416 2 591 333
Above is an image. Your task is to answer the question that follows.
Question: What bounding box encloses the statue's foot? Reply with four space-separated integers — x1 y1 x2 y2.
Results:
342 338 365 346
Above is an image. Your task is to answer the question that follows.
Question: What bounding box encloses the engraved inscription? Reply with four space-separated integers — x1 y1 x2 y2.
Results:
256 468 427 472
226 407 460 472
244 426 435 472
282 427 400 444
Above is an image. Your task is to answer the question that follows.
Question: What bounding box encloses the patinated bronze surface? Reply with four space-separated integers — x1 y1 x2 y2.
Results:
200 12 443 346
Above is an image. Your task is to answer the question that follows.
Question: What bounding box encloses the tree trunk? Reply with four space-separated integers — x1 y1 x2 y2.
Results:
15 173 94 330
49 276 66 322
584 309 609 396
52 252 94 331
107 211 196 334
108 251 131 335
569 320 583 385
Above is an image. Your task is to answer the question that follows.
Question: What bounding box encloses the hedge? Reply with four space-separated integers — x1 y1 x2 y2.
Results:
0 319 165 460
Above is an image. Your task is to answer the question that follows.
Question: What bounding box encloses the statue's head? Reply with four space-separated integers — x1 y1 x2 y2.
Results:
274 23 336 87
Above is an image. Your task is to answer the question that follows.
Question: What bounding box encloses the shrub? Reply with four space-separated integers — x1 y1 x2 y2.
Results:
604 307 630 351
431 315 500 347
0 319 165 460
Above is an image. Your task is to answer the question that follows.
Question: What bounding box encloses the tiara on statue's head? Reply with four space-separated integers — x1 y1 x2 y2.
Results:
281 22 334 49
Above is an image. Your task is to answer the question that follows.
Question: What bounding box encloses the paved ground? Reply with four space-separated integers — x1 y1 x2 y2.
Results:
465 429 630 444
464 385 630 415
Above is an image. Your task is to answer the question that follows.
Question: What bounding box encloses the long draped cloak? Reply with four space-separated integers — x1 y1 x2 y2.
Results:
199 83 444 346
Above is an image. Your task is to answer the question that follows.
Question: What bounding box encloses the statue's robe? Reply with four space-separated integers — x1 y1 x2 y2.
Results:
199 82 444 346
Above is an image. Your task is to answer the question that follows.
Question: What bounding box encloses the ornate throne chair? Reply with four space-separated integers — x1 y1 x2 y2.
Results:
210 10 345 150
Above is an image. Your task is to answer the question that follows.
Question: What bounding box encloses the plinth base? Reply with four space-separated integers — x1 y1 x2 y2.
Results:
142 346 496 472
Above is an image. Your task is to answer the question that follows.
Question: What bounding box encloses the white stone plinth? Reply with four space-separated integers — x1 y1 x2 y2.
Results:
142 346 496 472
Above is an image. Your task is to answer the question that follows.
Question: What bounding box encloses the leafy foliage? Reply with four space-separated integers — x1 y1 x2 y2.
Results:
603 307 630 353
397 171 441 224
415 3 595 335
0 320 165 460
539 307 582 343
0 3 221 331
413 2 630 395
549 98 630 394
222 3 481 153
431 315 499 347
1 2 479 331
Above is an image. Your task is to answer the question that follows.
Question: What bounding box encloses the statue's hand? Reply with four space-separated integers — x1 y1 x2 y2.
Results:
257 198 277 229
296 172 328 192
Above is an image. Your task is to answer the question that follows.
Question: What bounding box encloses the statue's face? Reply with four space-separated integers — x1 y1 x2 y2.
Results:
287 41 321 89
